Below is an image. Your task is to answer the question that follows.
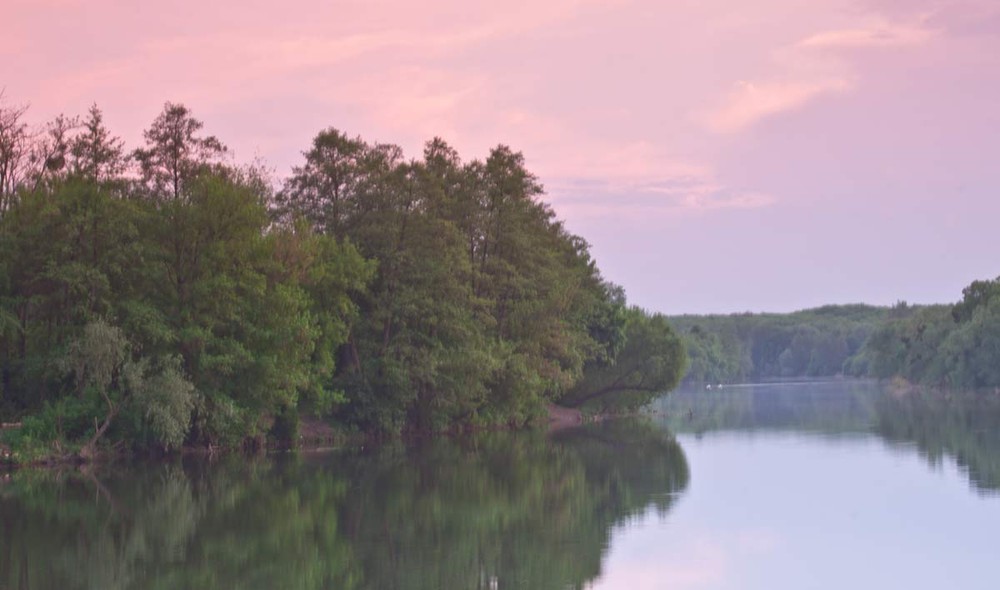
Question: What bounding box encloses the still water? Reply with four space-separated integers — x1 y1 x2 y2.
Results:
2 380 999 589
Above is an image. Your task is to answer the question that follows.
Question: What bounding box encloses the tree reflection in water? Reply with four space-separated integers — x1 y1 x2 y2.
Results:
0 420 688 589
658 381 1000 495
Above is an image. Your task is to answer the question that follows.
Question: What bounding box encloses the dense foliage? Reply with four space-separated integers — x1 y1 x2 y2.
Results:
862 278 1000 389
670 304 888 383
672 276 1000 391
0 100 684 458
560 307 685 413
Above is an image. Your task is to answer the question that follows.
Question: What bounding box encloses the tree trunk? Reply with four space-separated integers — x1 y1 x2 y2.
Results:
78 391 121 460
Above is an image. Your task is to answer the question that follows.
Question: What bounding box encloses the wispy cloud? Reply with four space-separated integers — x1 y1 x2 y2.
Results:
139 0 620 72
548 174 777 219
705 12 936 134
325 67 493 145
144 26 509 73
799 22 936 49
707 78 852 133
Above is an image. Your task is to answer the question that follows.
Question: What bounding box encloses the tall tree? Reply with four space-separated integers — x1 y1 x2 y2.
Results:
0 94 31 214
132 102 227 202
70 104 127 183
276 128 366 234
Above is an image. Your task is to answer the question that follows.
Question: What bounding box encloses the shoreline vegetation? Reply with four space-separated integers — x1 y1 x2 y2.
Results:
0 404 597 469
673 281 1000 393
0 99 687 466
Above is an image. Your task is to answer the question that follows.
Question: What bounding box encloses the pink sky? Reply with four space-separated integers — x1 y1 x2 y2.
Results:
4 0 999 313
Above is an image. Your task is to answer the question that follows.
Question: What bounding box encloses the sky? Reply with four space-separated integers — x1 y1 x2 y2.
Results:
3 0 999 314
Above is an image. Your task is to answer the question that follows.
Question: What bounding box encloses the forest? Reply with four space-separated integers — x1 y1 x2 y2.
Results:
673 277 1000 391
0 100 685 462
671 304 888 383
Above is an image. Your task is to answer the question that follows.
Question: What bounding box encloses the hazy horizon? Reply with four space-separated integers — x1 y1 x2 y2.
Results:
6 0 999 314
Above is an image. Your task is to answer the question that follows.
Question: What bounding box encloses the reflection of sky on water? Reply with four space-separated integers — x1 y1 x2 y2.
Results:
591 432 1000 589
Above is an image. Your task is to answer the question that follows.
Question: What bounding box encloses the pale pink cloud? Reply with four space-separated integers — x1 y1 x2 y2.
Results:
704 10 937 134
547 173 777 220
707 78 853 133
543 141 709 184
683 190 777 211
143 20 523 74
534 137 771 218
328 67 492 146
7 0 81 5
799 22 937 49
549 188 777 220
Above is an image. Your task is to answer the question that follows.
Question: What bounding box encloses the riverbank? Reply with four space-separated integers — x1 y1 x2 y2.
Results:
1 405 602 469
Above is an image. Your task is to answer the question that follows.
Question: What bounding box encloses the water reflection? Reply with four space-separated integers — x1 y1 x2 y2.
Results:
0 420 688 590
875 389 1000 494
656 380 1000 494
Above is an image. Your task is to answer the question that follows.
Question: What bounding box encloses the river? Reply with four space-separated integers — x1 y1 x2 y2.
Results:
2 380 998 589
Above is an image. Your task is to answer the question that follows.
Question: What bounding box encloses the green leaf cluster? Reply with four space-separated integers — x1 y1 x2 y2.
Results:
863 276 1000 389
0 104 371 452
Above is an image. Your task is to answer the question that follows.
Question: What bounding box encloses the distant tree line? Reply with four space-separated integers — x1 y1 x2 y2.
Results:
671 304 886 383
673 278 1000 390
0 98 685 459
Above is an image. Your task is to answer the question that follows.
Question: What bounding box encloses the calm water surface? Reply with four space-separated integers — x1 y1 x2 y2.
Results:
3 380 1000 589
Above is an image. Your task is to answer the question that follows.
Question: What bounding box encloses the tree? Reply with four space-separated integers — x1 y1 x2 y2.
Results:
62 320 142 457
0 176 151 415
130 355 195 449
276 128 366 234
70 104 127 183
133 102 227 201
0 94 31 214
940 298 1000 388
560 308 686 412
682 325 745 383
952 276 1000 323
